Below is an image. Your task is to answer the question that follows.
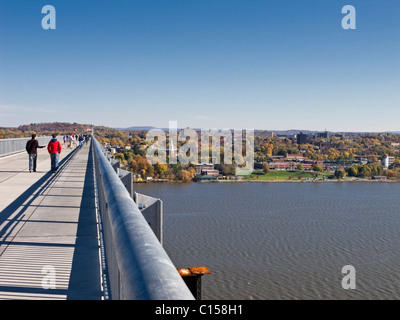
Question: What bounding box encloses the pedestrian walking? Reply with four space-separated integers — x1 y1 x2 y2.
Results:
25 134 45 173
71 134 76 148
47 134 62 173
78 134 84 148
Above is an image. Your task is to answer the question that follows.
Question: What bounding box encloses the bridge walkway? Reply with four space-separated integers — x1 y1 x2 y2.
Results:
0 142 102 300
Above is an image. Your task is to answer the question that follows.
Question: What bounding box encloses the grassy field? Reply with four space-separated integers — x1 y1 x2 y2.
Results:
243 170 334 181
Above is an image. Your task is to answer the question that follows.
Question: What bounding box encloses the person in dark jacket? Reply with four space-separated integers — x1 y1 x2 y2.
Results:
26 133 45 173
78 134 84 148
47 134 62 173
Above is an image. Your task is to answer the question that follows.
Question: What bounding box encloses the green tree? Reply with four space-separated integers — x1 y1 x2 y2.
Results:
334 169 347 179
262 163 270 175
312 164 323 172
358 165 371 178
347 165 358 177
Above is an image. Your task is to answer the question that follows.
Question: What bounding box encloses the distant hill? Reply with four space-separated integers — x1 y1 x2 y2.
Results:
116 126 317 134
115 126 157 131
2 122 398 140
17 122 92 133
267 129 316 135
0 122 99 139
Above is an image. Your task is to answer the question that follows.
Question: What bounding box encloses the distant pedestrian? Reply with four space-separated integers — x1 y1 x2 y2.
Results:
78 134 84 148
67 135 72 148
47 134 62 173
25 134 45 173
71 134 76 148
63 135 67 145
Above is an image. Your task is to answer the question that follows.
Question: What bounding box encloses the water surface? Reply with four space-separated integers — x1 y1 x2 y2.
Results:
134 182 400 299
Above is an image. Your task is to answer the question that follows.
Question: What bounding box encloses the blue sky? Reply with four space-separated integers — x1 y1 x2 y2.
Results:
0 0 399 132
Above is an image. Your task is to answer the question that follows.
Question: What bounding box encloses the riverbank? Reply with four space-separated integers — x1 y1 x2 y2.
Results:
132 169 399 184
134 177 399 184
197 178 399 183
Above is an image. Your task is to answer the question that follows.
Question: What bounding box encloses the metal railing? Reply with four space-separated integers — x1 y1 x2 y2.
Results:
92 136 194 300
0 136 63 157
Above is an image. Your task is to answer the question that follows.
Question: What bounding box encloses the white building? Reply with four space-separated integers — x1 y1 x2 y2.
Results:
383 155 395 168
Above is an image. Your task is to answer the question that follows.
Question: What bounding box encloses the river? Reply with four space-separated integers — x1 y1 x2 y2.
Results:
133 182 400 300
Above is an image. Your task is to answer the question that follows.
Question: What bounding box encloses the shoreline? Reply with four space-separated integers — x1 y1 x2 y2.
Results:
135 178 399 184
196 179 399 183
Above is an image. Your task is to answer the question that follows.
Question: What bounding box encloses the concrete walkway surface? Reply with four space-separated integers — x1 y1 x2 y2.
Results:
0 142 102 300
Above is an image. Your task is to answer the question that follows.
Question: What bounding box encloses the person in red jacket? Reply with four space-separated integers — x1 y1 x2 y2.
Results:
47 134 62 173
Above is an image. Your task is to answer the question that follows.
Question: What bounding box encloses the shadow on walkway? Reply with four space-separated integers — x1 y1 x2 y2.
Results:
66 143 102 300
0 148 79 241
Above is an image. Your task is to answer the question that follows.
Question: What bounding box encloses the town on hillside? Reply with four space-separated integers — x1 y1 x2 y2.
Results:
100 128 400 183
1 123 399 182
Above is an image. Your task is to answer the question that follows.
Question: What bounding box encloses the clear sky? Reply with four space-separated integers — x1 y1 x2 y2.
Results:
0 0 399 132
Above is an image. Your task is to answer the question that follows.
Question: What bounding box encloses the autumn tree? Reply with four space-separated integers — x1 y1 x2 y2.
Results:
334 169 347 179
385 170 396 178
178 169 194 182
347 166 358 177
312 164 323 172
154 162 169 178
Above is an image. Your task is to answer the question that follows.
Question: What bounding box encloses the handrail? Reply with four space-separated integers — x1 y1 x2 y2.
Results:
0 136 63 157
92 136 194 300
